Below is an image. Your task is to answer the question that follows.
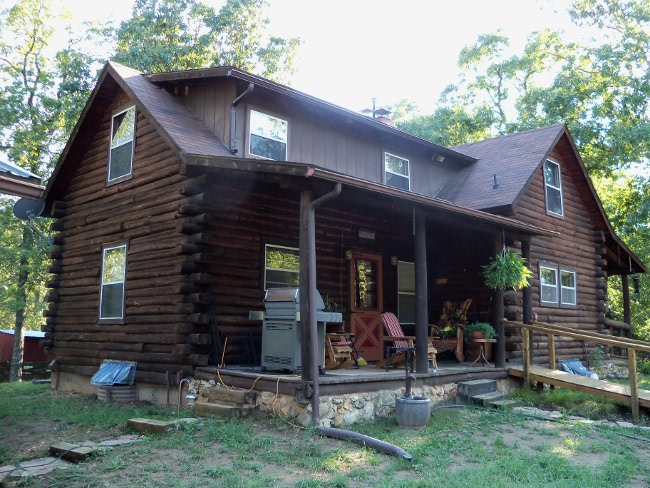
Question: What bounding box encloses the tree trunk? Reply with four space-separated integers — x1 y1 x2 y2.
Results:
10 228 30 382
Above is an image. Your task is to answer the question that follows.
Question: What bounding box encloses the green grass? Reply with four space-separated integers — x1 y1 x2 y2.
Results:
1 382 650 487
511 386 624 418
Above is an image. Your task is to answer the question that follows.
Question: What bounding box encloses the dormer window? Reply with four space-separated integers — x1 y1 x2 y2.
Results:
249 110 288 161
385 152 410 191
108 106 136 183
544 159 563 216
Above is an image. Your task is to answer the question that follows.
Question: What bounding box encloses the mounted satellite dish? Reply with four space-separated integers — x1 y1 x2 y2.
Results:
13 198 45 221
13 198 52 246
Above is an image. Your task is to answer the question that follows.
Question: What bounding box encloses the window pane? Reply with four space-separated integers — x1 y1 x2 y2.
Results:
109 142 133 180
561 271 575 288
540 267 557 286
250 111 288 161
398 262 415 293
398 294 415 324
112 107 135 148
561 287 576 305
250 134 287 161
385 153 409 176
103 247 126 283
544 161 559 187
541 285 558 303
101 283 124 319
265 246 299 289
561 270 576 305
386 172 409 190
547 187 562 215
355 259 377 309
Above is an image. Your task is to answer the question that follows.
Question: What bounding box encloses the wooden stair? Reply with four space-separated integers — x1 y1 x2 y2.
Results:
193 386 257 419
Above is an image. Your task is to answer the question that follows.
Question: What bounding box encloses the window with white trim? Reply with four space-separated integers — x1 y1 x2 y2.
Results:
539 263 577 307
397 261 415 324
264 244 299 289
385 153 410 191
544 159 563 216
249 110 288 161
108 106 136 183
100 244 127 320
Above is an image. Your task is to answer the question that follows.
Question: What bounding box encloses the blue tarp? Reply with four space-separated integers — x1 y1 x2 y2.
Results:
559 359 591 377
90 360 137 386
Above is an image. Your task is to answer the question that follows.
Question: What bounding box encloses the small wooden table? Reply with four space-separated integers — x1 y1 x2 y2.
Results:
469 339 497 368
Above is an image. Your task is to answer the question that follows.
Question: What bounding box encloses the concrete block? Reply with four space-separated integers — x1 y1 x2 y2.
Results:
127 418 177 434
457 379 496 403
49 442 96 462
471 391 507 407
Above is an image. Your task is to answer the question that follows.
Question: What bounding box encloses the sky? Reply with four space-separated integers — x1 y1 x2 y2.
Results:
62 0 580 114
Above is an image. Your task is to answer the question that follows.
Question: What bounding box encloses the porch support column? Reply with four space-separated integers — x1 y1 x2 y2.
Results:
622 274 632 339
299 190 314 387
521 237 533 367
414 209 429 374
492 234 505 368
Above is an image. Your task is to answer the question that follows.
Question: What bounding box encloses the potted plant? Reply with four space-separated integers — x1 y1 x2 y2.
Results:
482 251 532 291
463 322 496 341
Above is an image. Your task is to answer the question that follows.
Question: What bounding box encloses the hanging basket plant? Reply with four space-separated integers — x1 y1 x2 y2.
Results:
482 252 532 291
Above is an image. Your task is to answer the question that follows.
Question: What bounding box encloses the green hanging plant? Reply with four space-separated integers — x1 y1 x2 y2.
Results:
482 252 532 291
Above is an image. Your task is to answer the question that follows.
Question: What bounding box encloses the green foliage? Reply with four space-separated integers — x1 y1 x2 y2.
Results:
463 322 496 341
512 387 624 419
113 0 301 83
482 252 532 291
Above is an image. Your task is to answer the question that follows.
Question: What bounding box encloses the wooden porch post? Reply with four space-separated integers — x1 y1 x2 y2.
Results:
299 191 314 385
493 234 505 368
521 237 533 367
622 274 632 339
414 210 429 374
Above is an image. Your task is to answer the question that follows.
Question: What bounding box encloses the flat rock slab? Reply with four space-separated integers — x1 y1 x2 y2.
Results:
97 434 143 447
50 442 96 462
1 457 72 480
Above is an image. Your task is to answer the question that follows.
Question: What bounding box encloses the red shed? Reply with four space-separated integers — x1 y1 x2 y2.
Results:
0 330 48 363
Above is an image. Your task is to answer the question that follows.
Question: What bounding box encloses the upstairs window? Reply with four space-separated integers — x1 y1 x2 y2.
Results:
385 153 410 191
249 110 288 161
109 106 136 183
100 244 127 320
264 244 299 289
544 159 563 216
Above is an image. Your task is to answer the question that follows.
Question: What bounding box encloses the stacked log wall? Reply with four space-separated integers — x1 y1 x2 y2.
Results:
508 142 605 364
44 91 210 384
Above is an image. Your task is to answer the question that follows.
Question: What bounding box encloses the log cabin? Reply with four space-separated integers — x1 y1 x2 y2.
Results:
40 61 645 402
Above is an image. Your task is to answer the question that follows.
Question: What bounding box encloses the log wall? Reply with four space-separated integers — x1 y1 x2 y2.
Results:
44 88 208 384
508 138 605 363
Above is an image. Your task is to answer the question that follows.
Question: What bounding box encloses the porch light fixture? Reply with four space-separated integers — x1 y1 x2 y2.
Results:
390 255 399 266
633 275 641 294
345 249 353 260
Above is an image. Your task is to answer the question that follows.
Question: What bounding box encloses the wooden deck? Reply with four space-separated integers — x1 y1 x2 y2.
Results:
195 361 508 397
509 365 650 409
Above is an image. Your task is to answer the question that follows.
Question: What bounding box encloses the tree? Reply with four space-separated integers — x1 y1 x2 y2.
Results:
0 0 97 381
113 0 300 83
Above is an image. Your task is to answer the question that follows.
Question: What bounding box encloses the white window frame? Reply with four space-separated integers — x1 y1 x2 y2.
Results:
560 269 577 306
539 263 577 308
108 106 136 184
397 261 415 325
543 159 564 217
248 109 289 161
99 243 127 321
539 265 558 305
384 152 410 191
264 244 299 290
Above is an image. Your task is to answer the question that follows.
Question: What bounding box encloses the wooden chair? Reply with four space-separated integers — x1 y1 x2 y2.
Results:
325 332 356 370
376 312 437 370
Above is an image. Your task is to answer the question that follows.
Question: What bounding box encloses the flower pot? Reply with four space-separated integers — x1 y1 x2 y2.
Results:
395 395 431 430
472 331 483 340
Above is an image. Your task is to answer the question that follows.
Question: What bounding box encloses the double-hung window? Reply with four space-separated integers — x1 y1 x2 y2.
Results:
385 152 410 191
544 159 563 217
264 244 299 289
397 261 415 324
249 110 288 161
539 263 576 307
100 244 127 320
108 106 136 183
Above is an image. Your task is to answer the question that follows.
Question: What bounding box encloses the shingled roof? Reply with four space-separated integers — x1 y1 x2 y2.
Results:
436 124 565 211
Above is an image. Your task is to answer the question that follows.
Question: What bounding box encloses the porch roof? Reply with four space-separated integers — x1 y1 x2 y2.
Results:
185 155 558 238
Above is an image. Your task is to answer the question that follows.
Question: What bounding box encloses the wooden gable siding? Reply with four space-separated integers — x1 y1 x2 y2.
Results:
180 82 456 198
508 142 604 363
44 90 211 384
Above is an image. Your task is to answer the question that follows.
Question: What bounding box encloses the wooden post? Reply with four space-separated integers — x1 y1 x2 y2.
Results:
493 234 505 368
622 275 632 339
628 347 639 419
414 210 429 374
299 191 313 385
522 327 531 389
548 333 555 370
521 238 533 367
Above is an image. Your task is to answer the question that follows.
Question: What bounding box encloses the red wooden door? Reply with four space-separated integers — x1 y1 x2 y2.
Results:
349 253 383 361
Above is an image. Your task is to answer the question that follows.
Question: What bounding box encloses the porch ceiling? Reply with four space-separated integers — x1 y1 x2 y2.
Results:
185 156 558 239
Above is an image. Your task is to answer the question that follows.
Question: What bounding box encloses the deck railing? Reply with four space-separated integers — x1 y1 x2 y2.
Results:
503 320 650 418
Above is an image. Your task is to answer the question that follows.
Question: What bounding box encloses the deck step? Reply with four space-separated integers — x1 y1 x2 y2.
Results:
205 387 257 406
194 401 254 419
471 391 507 407
457 379 497 403
489 399 518 410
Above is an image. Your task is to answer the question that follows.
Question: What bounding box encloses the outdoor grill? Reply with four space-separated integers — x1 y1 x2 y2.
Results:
260 288 342 373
